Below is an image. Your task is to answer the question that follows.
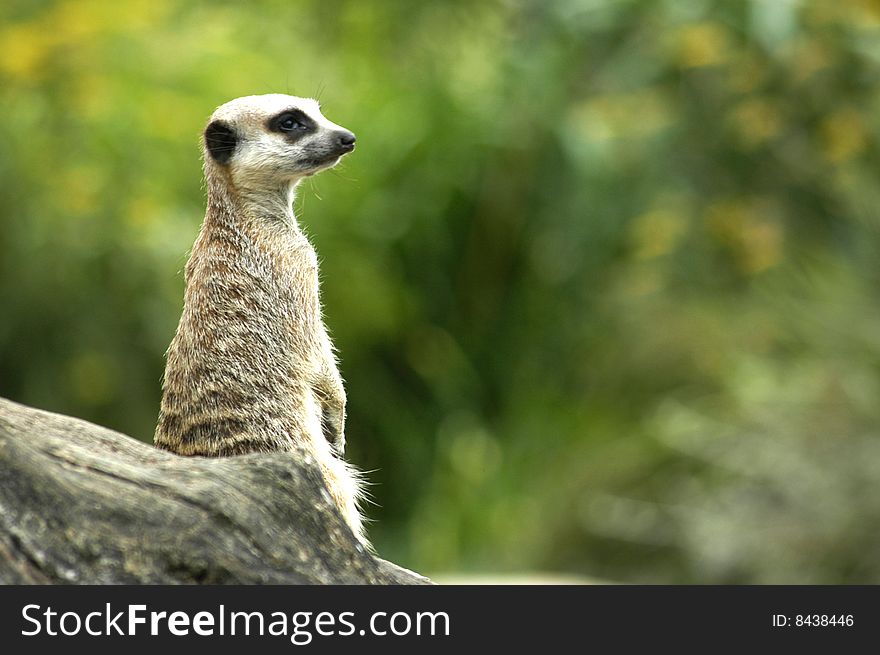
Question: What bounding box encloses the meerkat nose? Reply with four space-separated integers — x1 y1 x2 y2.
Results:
336 130 356 151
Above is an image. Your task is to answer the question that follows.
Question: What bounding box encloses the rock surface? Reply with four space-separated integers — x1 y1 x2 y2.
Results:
0 397 428 584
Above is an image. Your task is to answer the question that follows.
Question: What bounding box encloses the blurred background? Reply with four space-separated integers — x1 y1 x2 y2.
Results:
2 0 880 583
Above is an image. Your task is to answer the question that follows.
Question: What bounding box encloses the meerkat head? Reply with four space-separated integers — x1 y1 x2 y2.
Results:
202 94 356 190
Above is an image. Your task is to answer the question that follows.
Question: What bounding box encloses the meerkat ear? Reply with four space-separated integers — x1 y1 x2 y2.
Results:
204 120 238 165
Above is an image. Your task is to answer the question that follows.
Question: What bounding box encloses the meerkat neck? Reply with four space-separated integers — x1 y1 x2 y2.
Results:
205 166 303 235
239 181 300 231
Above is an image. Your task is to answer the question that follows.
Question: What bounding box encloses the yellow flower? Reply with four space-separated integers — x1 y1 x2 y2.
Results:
675 22 730 69
821 108 869 163
729 98 782 149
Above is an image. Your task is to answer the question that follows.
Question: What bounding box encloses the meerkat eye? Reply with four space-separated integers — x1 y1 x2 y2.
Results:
272 110 312 133
279 116 304 131
268 109 316 136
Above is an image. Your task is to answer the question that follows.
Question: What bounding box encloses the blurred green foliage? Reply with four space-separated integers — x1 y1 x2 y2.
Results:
2 0 880 583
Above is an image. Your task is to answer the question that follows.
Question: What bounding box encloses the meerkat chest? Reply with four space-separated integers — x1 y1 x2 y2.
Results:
268 237 322 314
277 239 318 284
222 227 323 331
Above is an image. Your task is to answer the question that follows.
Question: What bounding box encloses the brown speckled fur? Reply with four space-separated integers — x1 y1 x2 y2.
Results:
155 95 366 544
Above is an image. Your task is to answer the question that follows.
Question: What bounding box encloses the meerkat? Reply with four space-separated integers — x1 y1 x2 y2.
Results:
154 94 366 544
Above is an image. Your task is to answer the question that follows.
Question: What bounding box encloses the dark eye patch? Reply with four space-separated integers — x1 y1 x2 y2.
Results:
267 109 316 137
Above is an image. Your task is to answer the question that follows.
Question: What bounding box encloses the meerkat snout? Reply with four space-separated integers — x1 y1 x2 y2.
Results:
336 130 357 150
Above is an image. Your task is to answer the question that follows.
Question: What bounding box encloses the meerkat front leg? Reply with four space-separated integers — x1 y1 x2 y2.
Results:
316 377 346 454
313 333 347 454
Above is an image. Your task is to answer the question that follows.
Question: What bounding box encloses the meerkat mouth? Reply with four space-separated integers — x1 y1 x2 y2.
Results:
302 156 343 175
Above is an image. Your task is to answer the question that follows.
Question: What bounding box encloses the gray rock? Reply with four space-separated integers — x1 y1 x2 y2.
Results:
0 397 428 585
